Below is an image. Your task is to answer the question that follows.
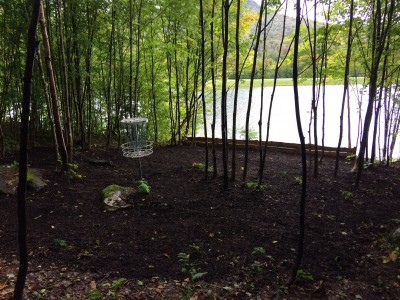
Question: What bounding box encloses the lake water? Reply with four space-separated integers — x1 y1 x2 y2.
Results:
198 85 400 160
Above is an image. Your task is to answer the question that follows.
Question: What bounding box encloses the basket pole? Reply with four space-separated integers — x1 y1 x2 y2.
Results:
138 157 143 179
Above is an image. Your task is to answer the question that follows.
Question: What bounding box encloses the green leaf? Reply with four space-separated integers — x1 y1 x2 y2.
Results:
191 272 208 281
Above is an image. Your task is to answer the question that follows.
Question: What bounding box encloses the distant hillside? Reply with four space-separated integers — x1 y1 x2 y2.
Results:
244 1 296 62
246 0 260 11
245 0 296 38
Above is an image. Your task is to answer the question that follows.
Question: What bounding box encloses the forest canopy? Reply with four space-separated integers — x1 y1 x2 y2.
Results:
0 0 399 165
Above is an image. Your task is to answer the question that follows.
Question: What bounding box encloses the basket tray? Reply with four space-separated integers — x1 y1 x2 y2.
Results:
121 141 153 158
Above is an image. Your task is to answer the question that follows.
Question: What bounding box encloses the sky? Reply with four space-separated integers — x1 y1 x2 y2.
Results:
253 0 324 20
253 0 297 18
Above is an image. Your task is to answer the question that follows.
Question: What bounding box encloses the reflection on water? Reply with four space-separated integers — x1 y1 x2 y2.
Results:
198 85 399 159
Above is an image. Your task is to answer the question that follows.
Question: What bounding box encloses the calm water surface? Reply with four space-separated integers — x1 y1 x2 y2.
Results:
199 85 400 159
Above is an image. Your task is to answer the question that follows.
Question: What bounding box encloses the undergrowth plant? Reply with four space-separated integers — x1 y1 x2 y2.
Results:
57 161 84 179
248 246 274 274
296 269 314 282
178 244 208 282
52 239 73 251
382 247 399 264
342 190 354 200
242 180 268 191
294 176 303 185
192 162 213 172
60 277 127 300
137 178 151 194
178 244 208 300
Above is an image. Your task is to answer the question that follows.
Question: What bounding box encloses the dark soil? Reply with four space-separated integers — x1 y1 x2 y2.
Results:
1 145 400 299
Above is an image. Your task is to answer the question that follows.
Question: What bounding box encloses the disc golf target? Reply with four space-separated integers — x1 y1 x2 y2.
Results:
121 117 153 178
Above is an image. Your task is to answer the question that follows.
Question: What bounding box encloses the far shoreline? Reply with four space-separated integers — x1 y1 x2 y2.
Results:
213 77 365 88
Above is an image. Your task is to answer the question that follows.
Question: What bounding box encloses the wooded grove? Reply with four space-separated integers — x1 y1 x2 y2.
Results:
1 0 400 298
1 0 399 183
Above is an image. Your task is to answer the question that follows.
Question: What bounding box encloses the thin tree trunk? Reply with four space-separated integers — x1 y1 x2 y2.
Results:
133 0 143 117
150 24 158 143
39 1 69 171
84 2 97 149
288 0 307 286
371 36 390 163
56 0 73 157
14 1 40 298
184 31 191 137
354 0 395 187
304 0 318 177
210 0 217 177
386 73 400 163
162 17 176 145
231 0 241 182
318 1 332 163
382 86 390 163
0 124 4 158
370 86 383 163
221 0 230 190
115 26 123 147
173 27 181 145
258 1 267 173
36 47 59 160
129 0 134 117
242 0 264 182
334 0 354 178
106 6 115 147
259 2 290 185
311 1 318 177
389 102 400 162
199 0 209 178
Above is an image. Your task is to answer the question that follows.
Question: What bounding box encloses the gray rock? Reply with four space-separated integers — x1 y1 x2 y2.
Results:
27 169 47 191
392 227 400 241
102 185 136 211
0 166 47 194
0 166 18 195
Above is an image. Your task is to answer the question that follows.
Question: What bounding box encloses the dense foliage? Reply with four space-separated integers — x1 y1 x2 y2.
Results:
0 0 399 164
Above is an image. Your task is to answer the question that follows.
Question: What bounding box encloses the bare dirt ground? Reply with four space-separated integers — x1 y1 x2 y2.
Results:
1 145 400 299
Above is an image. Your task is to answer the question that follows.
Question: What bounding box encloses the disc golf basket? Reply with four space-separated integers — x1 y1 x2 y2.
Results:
121 117 153 178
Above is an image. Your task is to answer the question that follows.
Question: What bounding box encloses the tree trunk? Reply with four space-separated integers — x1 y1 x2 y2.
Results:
354 0 395 187
13 1 40 298
221 0 230 190
242 0 264 182
36 47 59 161
231 0 241 182
129 0 134 117
258 2 267 175
0 124 4 158
304 0 318 177
210 0 218 177
199 0 209 179
39 1 69 171
84 2 97 149
318 2 332 164
289 0 308 286
133 0 143 117
56 0 73 157
259 2 289 185
106 6 115 147
334 0 354 178
173 27 181 145
371 36 390 163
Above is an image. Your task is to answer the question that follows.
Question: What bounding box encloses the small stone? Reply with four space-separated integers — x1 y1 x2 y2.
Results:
392 227 400 241
102 185 135 211
27 169 47 191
